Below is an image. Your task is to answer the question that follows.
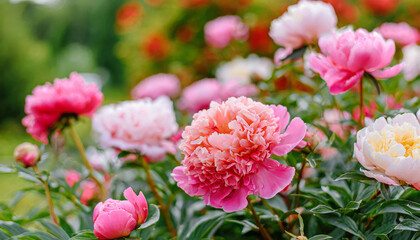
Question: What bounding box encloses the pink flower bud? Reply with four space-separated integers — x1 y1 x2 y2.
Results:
14 143 41 167
65 170 82 188
93 187 148 239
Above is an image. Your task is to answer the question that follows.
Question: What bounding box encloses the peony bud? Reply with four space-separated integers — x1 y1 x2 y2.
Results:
14 143 41 167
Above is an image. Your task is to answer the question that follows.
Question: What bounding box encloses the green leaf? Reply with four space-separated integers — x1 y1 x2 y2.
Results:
39 220 70 239
70 231 97 240
139 204 160 229
395 219 420 231
12 231 60 240
310 205 338 215
282 45 308 61
225 219 258 231
323 216 365 239
0 220 28 235
185 212 236 240
335 172 377 185
365 73 381 95
0 229 10 239
309 235 333 240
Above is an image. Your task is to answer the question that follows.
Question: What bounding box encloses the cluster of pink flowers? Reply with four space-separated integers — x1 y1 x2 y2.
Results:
173 97 306 212
205 15 248 49
23 72 103 143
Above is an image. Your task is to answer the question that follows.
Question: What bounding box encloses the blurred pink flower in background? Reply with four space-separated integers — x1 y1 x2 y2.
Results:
270 0 337 60
86 147 120 172
376 22 420 46
172 97 306 212
22 72 103 144
352 101 378 121
80 180 100 205
14 143 41 168
131 74 181 100
93 187 148 239
65 170 82 188
385 95 403 109
354 112 420 188
321 109 352 139
178 78 222 113
309 28 403 94
93 97 178 161
205 15 248 49
402 44 420 81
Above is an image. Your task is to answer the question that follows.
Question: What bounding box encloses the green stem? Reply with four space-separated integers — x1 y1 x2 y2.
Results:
68 120 106 201
141 157 177 238
359 78 364 127
295 157 307 208
33 166 59 226
247 197 273 240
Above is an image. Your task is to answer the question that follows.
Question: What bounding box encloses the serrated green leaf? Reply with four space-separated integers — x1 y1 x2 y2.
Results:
139 204 160 229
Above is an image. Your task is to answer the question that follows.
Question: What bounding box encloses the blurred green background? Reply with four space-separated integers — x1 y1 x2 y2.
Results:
1 0 420 209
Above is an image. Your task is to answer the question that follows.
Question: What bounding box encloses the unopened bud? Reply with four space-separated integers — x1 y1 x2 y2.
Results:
14 143 41 167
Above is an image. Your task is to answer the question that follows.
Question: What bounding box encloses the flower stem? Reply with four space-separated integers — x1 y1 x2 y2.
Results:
359 78 364 127
68 120 106 201
141 157 177 238
33 166 59 226
295 157 307 208
247 197 273 240
262 199 285 231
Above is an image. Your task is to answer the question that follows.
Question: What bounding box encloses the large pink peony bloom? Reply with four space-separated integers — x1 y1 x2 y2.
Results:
131 73 181 100
269 0 337 56
93 187 148 239
23 72 103 144
354 112 420 188
376 22 420 46
92 97 178 161
172 97 306 212
309 28 403 94
205 16 248 49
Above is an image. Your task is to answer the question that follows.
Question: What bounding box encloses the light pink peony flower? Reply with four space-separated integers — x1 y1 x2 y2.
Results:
354 112 420 187
14 143 41 167
93 187 148 239
92 97 178 161
131 73 181 100
270 0 337 58
205 15 248 49
376 22 420 46
309 28 403 94
23 72 103 144
65 170 82 188
172 97 306 212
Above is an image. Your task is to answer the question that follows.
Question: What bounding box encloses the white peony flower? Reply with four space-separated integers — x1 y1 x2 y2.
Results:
216 54 274 85
269 0 337 50
92 96 178 161
86 147 120 172
354 112 420 187
402 44 420 81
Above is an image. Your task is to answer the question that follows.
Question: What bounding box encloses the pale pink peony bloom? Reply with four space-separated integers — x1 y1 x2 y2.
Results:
205 15 248 49
172 97 306 212
92 97 178 161
65 170 82 188
321 109 352 139
354 112 420 187
376 22 420 46
93 187 148 239
23 72 103 144
402 44 420 81
309 28 403 94
270 0 337 59
14 143 41 167
131 74 181 100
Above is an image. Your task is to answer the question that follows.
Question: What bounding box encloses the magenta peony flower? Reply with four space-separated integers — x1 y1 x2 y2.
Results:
376 22 420 46
131 73 181 100
14 143 41 167
22 72 103 144
92 97 178 161
93 187 148 239
309 28 403 94
172 97 306 212
270 0 337 57
205 15 248 49
65 170 82 188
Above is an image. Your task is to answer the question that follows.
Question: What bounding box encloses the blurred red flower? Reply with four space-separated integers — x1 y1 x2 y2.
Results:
116 2 142 30
249 24 273 53
179 0 210 9
142 33 171 60
362 0 399 15
321 0 359 23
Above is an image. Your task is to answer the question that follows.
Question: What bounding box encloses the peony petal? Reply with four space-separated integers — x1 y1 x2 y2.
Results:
274 48 293 64
220 187 250 212
370 63 403 79
272 118 307 156
93 209 137 239
252 159 295 199
361 169 399 186
124 187 148 225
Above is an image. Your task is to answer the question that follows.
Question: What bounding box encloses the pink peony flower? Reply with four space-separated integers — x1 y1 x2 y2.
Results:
14 143 41 167
23 72 103 144
93 97 178 161
80 180 100 205
65 170 82 188
131 74 181 100
376 22 420 46
354 112 420 187
93 187 148 239
309 28 403 94
205 15 248 49
172 97 306 212
270 0 337 58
